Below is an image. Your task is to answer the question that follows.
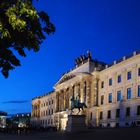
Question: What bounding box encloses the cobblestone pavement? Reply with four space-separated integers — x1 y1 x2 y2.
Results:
0 128 139 140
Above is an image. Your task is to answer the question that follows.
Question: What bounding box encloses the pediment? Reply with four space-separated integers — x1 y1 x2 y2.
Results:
55 74 76 86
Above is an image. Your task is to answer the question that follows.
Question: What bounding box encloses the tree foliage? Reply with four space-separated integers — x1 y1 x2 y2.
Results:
0 0 55 78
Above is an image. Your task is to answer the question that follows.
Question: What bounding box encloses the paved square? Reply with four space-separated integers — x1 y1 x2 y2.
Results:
0 128 139 140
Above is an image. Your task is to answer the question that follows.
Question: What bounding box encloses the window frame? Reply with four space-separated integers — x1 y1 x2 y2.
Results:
137 105 140 115
109 78 112 86
117 91 122 102
138 68 140 76
107 110 111 119
116 109 120 118
118 75 122 83
127 88 132 99
126 107 130 117
138 85 140 97
127 71 132 80
108 93 112 103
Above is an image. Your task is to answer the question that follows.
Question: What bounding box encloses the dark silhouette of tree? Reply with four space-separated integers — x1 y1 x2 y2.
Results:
0 0 55 78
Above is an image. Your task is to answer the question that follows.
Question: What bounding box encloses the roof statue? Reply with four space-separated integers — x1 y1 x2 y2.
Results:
75 51 92 66
87 51 92 60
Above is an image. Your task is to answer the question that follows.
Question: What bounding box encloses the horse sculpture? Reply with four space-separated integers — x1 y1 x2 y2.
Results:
70 95 87 114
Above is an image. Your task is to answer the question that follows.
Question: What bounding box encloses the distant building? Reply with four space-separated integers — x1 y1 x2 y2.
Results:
32 92 56 128
32 50 140 130
11 113 31 128
0 111 7 128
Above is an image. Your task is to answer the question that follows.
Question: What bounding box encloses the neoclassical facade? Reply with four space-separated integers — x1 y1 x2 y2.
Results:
31 51 140 130
32 91 56 128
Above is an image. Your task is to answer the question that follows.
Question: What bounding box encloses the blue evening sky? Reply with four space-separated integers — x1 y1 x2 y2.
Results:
0 0 140 114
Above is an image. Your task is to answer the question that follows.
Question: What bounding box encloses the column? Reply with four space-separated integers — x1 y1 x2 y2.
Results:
69 86 73 109
59 92 61 111
65 88 69 110
80 82 84 103
78 83 81 100
86 81 91 107
93 78 99 107
56 92 59 112
63 89 66 111
133 64 137 98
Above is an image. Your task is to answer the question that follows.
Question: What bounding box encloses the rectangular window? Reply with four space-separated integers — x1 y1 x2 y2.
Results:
101 81 104 88
109 78 112 86
138 68 140 76
127 71 132 80
137 106 140 115
101 95 104 105
118 75 121 83
126 107 130 117
138 85 140 97
127 88 132 99
116 109 120 118
107 110 111 119
117 91 122 101
48 119 50 125
108 93 112 103
100 112 103 120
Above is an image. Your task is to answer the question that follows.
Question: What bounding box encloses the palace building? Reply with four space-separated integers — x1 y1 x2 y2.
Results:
31 50 140 130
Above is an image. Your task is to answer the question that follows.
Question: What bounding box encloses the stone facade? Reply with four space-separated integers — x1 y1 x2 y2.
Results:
31 51 140 130
32 91 56 128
